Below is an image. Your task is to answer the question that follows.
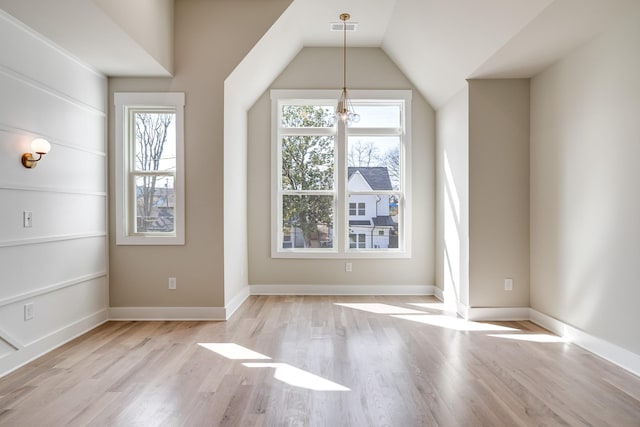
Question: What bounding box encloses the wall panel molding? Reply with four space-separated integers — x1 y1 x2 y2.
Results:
0 309 108 378
0 232 107 248
0 272 107 308
0 184 106 197
0 124 106 157
0 328 22 350
0 64 105 117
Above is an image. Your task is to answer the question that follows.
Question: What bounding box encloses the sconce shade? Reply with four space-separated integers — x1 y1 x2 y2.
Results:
31 138 51 154
21 137 51 168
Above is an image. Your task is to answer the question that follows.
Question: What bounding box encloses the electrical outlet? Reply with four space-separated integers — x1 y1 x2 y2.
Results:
24 303 34 321
23 211 33 228
345 262 352 272
168 277 177 290
504 278 513 291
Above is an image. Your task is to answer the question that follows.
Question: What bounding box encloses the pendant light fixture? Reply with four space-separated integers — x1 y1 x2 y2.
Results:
336 13 360 126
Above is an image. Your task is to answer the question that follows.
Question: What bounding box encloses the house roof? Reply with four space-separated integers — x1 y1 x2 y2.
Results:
372 216 395 227
348 167 392 191
349 220 371 227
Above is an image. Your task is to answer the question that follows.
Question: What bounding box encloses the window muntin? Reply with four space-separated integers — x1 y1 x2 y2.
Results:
272 90 411 258
349 202 365 216
115 92 185 245
349 233 366 249
348 104 401 128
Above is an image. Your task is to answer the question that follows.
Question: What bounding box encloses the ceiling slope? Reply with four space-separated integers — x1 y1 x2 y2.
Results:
1 0 636 108
469 0 640 79
0 0 172 76
381 0 554 109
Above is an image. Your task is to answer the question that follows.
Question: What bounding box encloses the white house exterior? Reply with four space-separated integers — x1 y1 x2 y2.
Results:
348 167 397 249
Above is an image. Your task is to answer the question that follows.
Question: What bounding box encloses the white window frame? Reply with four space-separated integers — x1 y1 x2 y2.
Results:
350 202 366 216
114 92 185 245
271 89 412 259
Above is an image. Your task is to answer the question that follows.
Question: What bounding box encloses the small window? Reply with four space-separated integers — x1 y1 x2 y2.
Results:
349 233 366 249
114 93 185 245
349 202 365 216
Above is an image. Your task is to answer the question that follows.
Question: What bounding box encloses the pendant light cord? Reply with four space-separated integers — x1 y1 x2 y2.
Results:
343 16 347 92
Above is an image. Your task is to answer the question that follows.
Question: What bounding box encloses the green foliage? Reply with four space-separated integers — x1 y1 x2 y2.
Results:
281 105 335 247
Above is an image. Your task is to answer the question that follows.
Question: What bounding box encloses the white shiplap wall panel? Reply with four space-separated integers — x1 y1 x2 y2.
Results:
0 10 106 112
0 11 108 377
0 277 108 345
0 132 106 193
0 189 105 242
0 277 108 376
0 73 105 153
0 236 106 304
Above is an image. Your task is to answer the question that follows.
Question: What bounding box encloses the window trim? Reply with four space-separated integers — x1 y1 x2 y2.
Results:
114 92 185 245
271 89 412 259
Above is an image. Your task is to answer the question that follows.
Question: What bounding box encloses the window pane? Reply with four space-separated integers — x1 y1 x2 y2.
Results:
349 104 401 128
282 136 334 190
347 136 400 190
133 111 176 172
282 195 334 248
134 175 175 233
348 194 399 249
281 105 335 128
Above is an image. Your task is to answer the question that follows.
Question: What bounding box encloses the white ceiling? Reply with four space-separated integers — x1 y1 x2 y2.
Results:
1 0 637 108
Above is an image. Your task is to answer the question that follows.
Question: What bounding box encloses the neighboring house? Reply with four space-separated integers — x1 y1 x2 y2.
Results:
135 183 175 232
283 166 398 249
347 167 398 249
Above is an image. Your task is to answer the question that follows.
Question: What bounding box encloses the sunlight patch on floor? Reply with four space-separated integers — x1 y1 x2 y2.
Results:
487 334 566 343
198 343 349 392
391 314 520 332
243 363 350 391
198 343 271 360
408 302 457 314
335 302 425 315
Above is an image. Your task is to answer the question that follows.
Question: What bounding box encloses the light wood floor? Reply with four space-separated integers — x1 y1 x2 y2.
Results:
1 296 639 426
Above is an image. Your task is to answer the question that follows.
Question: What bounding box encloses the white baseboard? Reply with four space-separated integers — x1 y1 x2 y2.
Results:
108 306 226 321
467 306 530 321
529 309 640 377
250 284 435 295
433 286 445 301
225 286 250 319
0 308 108 378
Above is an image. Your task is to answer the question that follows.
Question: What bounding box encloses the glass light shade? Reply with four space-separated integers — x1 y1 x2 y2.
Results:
31 138 51 154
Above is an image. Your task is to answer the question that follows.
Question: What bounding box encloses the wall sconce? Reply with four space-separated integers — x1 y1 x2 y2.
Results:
21 138 51 169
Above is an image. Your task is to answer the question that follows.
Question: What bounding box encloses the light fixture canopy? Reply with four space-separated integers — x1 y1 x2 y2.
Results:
336 13 360 126
21 137 51 169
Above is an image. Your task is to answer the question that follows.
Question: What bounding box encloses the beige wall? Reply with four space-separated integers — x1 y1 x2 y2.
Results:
530 6 640 354
435 87 469 306
95 0 174 74
108 0 291 308
468 79 530 308
247 47 435 286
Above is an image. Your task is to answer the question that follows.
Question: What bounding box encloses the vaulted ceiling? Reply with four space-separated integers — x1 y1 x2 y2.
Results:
0 0 636 108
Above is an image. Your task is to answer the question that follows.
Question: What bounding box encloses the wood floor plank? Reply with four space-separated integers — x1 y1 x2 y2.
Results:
1 295 640 426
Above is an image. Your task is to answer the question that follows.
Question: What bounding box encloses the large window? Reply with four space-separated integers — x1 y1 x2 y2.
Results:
114 93 185 245
271 90 411 258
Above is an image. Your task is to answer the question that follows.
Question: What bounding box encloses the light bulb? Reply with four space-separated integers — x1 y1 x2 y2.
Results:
31 138 51 154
